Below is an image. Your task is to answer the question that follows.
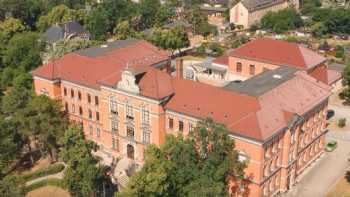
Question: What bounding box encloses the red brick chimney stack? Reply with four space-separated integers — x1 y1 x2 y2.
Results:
176 58 183 79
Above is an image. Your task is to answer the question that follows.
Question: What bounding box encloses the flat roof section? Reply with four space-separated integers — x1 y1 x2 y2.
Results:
224 66 298 96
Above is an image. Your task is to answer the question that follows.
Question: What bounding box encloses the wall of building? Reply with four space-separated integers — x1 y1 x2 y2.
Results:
33 75 329 197
228 56 280 77
229 1 290 28
230 3 249 27
33 76 61 99
247 2 288 27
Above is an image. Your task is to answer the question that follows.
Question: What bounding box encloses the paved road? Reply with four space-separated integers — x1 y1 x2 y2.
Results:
284 131 350 197
328 104 350 121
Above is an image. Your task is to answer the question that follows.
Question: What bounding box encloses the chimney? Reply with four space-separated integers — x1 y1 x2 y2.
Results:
176 58 183 79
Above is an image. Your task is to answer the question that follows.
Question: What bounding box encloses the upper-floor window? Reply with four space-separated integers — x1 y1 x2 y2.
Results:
249 64 255 75
72 104 75 113
111 120 118 133
95 96 99 106
143 130 151 144
63 87 67 96
70 89 74 98
126 104 134 120
109 96 118 115
78 91 82 100
88 109 92 119
169 118 174 129
127 126 134 140
236 62 242 73
179 121 184 132
79 106 83 116
87 94 91 103
96 112 100 121
141 107 150 124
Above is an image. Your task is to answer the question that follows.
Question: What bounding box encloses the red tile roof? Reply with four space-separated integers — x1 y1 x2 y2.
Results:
212 54 229 66
165 70 330 141
229 38 326 69
138 68 174 100
308 64 329 84
32 40 170 89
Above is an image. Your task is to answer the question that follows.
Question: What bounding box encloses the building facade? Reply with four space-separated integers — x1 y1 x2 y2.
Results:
33 39 331 196
230 0 299 28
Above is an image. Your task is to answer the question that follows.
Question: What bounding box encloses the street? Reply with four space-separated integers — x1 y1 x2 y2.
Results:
284 104 350 197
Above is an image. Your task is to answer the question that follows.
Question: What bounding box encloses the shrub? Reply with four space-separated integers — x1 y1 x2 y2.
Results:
21 163 65 181
338 118 346 128
24 178 66 193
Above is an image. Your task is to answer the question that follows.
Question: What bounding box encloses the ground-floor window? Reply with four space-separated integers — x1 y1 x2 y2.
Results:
89 125 93 135
96 127 100 138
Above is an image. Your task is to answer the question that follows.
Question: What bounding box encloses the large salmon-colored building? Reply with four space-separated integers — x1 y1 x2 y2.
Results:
32 39 331 196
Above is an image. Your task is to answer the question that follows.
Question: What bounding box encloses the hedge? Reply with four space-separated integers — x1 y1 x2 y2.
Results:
24 178 66 193
21 163 65 181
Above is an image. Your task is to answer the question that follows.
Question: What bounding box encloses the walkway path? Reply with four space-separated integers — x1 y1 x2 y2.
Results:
284 131 350 197
25 162 66 186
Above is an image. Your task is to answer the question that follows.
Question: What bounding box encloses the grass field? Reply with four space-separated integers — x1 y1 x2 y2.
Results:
26 186 70 197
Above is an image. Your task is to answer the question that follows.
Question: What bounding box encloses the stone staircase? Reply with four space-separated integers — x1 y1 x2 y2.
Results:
113 157 133 189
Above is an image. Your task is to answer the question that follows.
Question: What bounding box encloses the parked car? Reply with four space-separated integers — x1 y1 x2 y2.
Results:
326 109 335 120
325 140 337 152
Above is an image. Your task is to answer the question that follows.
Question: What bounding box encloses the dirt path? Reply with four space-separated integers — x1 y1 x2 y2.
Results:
26 186 70 197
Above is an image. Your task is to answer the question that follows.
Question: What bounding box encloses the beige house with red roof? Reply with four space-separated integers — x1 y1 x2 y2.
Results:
230 0 299 28
33 38 331 196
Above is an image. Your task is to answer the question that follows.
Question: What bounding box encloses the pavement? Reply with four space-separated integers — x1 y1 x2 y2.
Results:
25 162 66 186
284 131 350 197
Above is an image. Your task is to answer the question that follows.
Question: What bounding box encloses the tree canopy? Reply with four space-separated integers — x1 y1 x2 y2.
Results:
311 8 350 36
147 26 190 54
120 118 247 197
261 8 303 34
60 125 112 197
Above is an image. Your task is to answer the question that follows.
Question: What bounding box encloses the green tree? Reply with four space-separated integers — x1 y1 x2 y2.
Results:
85 7 110 40
120 118 247 196
138 0 173 29
311 8 350 36
0 175 25 197
36 4 85 31
3 32 42 71
301 0 321 15
0 117 23 176
147 26 190 55
60 125 111 197
113 20 137 40
261 8 303 34
20 95 68 162
0 17 27 45
340 62 350 102
45 37 93 61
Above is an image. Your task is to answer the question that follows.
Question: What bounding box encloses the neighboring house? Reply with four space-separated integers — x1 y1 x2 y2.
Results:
201 0 230 32
43 21 90 44
230 0 299 28
32 38 331 196
195 38 336 88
